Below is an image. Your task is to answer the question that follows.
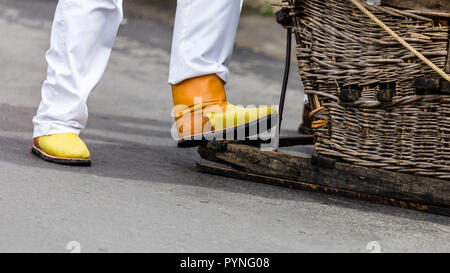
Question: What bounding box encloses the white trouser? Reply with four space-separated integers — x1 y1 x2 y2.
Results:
33 0 243 138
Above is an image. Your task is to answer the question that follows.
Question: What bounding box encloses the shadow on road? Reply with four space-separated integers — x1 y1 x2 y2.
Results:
1 103 449 225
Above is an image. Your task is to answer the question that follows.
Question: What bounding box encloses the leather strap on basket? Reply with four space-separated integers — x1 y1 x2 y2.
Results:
349 0 450 83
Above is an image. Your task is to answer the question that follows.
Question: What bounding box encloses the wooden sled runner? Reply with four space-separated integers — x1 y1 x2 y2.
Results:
196 137 450 217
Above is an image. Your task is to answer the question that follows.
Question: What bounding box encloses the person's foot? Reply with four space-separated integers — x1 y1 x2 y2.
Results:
298 102 313 135
32 133 91 166
172 74 277 148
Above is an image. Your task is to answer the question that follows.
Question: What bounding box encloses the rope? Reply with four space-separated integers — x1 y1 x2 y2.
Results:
348 0 450 83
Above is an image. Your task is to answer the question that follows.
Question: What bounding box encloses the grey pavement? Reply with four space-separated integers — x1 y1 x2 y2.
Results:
0 0 449 253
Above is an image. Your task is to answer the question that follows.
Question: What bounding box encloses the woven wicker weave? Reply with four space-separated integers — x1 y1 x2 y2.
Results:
289 0 450 179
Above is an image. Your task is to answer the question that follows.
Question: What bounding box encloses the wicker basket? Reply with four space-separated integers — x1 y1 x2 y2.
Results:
290 0 450 179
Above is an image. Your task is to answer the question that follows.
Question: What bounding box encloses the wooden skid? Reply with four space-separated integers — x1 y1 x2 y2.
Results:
196 163 450 217
197 140 450 216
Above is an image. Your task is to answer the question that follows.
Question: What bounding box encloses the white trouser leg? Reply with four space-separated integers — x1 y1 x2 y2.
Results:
33 0 123 138
168 0 243 85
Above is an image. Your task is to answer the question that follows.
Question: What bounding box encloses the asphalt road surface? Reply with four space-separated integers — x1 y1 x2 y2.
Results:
0 0 449 253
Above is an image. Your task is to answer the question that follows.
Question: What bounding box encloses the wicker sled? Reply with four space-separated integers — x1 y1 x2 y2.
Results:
284 0 450 179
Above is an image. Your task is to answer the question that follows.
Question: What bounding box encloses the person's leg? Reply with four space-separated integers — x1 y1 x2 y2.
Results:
168 0 242 85
32 0 123 165
169 0 277 147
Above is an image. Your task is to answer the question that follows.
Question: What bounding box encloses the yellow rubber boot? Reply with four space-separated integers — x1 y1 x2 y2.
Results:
32 133 91 166
172 74 277 147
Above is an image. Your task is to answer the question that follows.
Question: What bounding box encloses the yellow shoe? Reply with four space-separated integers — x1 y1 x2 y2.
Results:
32 133 91 166
172 74 277 147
